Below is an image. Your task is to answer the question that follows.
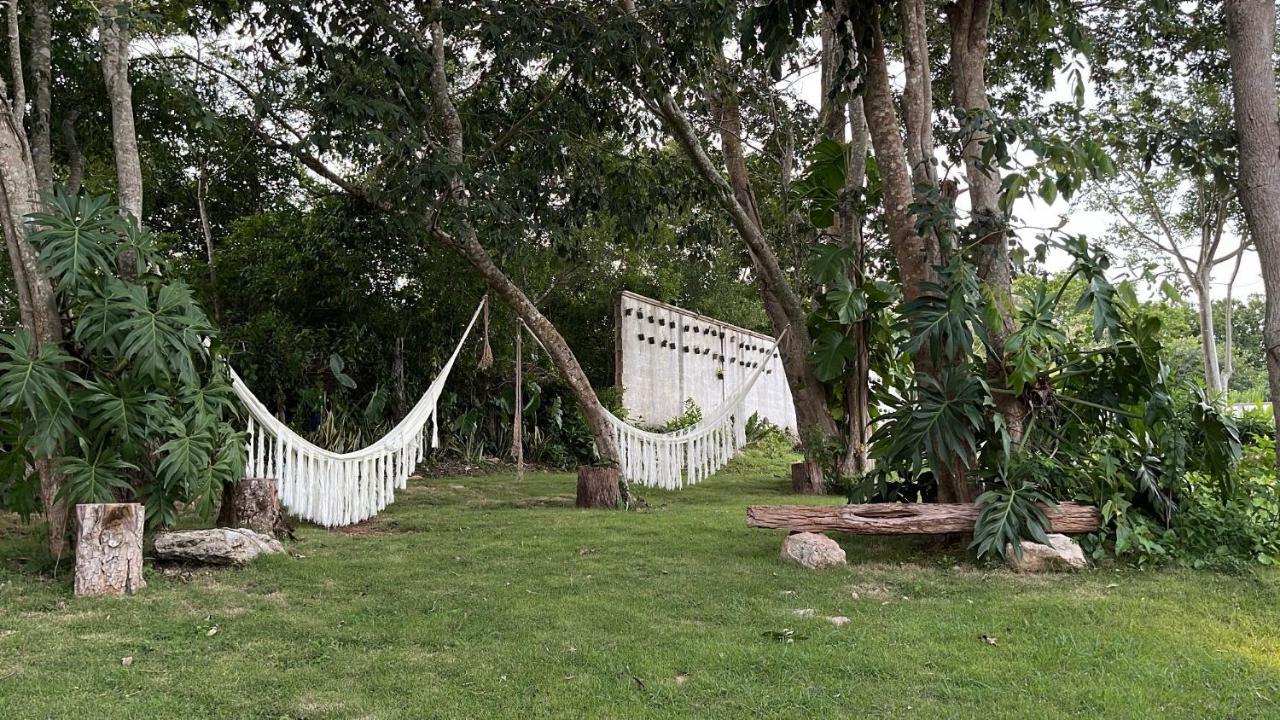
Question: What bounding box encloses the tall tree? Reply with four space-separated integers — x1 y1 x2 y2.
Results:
96 0 143 220
187 2 631 498
1094 161 1249 394
0 0 67 555
1225 0 1280 446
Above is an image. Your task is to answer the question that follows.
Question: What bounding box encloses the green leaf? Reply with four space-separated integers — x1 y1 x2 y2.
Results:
27 190 119 293
809 330 855 382
58 440 137 505
824 276 867 325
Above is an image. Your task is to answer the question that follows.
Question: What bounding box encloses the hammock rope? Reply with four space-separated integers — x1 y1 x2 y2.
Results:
603 329 787 490
228 299 486 527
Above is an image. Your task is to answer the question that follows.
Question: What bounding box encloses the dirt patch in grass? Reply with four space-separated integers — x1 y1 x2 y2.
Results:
333 518 413 536
476 496 576 510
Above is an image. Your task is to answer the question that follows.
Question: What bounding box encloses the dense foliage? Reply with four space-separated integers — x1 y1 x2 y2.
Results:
0 193 243 527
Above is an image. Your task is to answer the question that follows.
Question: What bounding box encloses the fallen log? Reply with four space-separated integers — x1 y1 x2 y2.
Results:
746 502 1100 535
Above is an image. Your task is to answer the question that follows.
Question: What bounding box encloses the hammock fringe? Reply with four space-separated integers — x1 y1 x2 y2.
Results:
228 298 486 527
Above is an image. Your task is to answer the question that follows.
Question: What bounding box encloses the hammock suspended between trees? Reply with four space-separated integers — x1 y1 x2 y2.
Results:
229 296 781 526
605 331 786 491
228 299 486 527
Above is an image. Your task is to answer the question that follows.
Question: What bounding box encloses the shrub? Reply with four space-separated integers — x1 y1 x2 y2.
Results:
0 191 244 528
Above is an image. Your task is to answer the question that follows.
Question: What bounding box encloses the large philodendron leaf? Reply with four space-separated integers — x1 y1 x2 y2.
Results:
58 440 137 505
27 190 118 293
810 329 855 382
155 417 215 499
970 481 1056 560
116 280 214 385
911 369 988 475
78 378 167 446
0 330 78 454
824 275 867 325
72 278 130 356
177 373 240 425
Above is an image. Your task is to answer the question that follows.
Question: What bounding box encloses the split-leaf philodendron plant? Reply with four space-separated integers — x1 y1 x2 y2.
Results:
0 191 245 529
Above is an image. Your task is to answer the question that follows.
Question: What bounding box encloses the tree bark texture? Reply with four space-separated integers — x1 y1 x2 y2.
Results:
28 0 51 192
216 477 282 536
947 0 1030 444
1226 0 1280 448
790 460 824 495
424 5 624 500
0 13 67 554
74 503 146 597
747 502 1101 535
96 0 143 219
575 465 621 509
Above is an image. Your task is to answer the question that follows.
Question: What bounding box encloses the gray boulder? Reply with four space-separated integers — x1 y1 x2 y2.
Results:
780 532 847 569
1006 533 1087 572
153 528 285 566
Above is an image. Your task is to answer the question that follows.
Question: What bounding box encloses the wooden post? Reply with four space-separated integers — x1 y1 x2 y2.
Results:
576 465 621 509
217 478 281 536
513 321 524 482
791 460 824 495
74 503 145 597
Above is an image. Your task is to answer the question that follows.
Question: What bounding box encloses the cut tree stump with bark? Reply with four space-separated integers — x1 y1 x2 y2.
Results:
74 503 145 597
747 502 1100 535
576 465 621 509
790 460 824 495
217 477 282 536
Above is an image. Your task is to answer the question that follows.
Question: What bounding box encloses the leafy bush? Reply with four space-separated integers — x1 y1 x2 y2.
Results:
0 191 244 527
745 413 796 456
662 399 703 432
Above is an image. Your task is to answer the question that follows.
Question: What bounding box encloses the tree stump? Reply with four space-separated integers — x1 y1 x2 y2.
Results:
576 465 621 509
790 460 824 495
74 503 145 597
217 477 282 536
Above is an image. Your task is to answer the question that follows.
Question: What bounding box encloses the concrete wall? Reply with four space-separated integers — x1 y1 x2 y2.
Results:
614 291 797 432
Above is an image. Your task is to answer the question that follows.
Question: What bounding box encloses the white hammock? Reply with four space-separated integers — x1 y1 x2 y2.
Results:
606 330 786 490
228 299 485 527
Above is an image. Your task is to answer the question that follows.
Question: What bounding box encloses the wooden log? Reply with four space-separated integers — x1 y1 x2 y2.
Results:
74 503 146 597
217 477 281 536
576 465 621 509
746 502 1101 535
790 460 825 495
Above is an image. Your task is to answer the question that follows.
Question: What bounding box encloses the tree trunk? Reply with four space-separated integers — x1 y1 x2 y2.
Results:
790 460 824 495
746 502 1101 535
575 465 620 509
1225 0 1280 453
0 68 67 556
424 6 625 501
216 477 281 536
73 503 145 596
28 0 51 192
947 0 1030 445
840 97 872 478
196 168 221 321
662 55 839 478
61 110 83 195
1195 283 1224 394
512 320 524 481
864 8 974 503
96 0 143 220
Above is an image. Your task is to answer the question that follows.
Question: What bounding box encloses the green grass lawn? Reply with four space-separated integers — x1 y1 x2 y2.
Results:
2 449 1279 719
